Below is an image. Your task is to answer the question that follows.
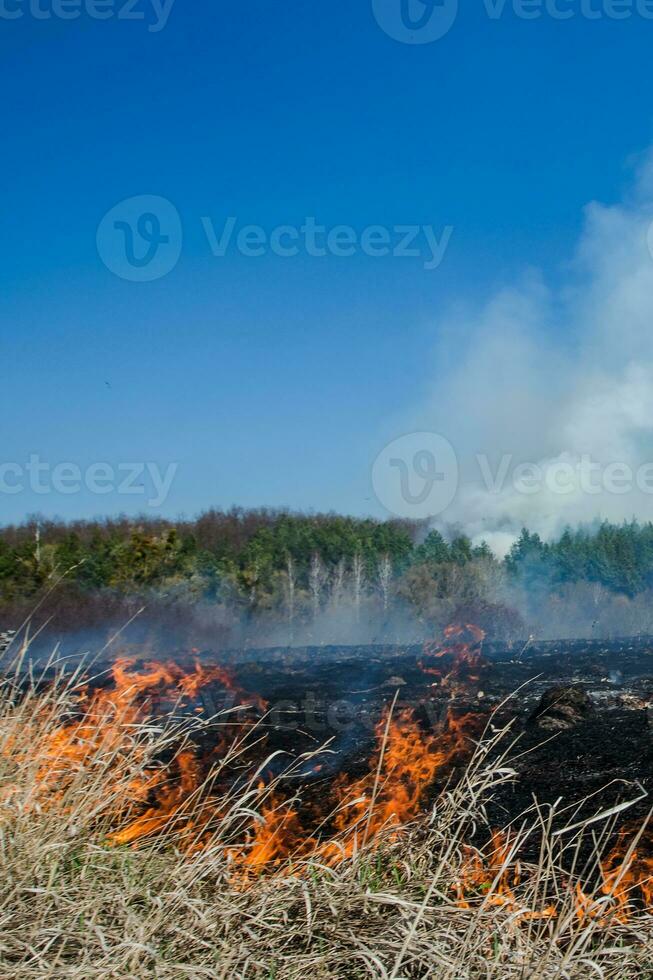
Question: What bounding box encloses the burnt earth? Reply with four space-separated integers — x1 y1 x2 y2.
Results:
208 637 653 828
20 635 653 835
528 684 595 730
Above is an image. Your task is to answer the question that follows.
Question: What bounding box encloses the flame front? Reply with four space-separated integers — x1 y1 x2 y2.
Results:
4 629 651 928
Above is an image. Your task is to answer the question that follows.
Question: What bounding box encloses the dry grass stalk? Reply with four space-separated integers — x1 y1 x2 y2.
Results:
0 642 651 979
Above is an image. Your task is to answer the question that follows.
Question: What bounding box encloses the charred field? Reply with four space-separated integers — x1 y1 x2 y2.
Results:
66 629 653 832
1 626 651 978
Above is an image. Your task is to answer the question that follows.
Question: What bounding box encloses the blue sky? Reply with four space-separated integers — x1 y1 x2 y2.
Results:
2 0 653 523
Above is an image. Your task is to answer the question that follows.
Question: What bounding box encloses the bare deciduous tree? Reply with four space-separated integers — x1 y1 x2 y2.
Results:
284 555 296 645
378 553 392 613
309 552 326 620
330 558 346 609
352 550 365 621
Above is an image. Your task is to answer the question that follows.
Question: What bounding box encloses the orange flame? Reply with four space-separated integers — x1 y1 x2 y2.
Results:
420 623 487 692
8 625 650 930
454 830 557 922
573 830 653 924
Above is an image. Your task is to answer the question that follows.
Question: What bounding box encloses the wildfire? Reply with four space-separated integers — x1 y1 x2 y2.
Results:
329 707 481 845
108 749 201 845
573 830 653 924
221 703 484 877
2 656 262 826
226 629 488 873
4 627 651 927
454 830 557 922
420 623 487 692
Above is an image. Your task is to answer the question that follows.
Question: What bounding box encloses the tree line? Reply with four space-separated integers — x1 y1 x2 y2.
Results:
3 511 653 637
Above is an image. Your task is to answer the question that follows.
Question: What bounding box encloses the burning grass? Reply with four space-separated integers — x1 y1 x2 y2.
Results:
0 636 651 978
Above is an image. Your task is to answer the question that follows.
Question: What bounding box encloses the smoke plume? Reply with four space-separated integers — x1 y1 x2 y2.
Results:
415 151 653 555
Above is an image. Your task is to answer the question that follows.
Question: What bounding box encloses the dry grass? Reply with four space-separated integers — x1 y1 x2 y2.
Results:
0 640 651 979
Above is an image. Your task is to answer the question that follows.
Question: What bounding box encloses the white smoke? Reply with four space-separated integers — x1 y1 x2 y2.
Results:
416 152 653 556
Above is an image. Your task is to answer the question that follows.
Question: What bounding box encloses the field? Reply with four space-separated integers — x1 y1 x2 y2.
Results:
1 629 652 979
